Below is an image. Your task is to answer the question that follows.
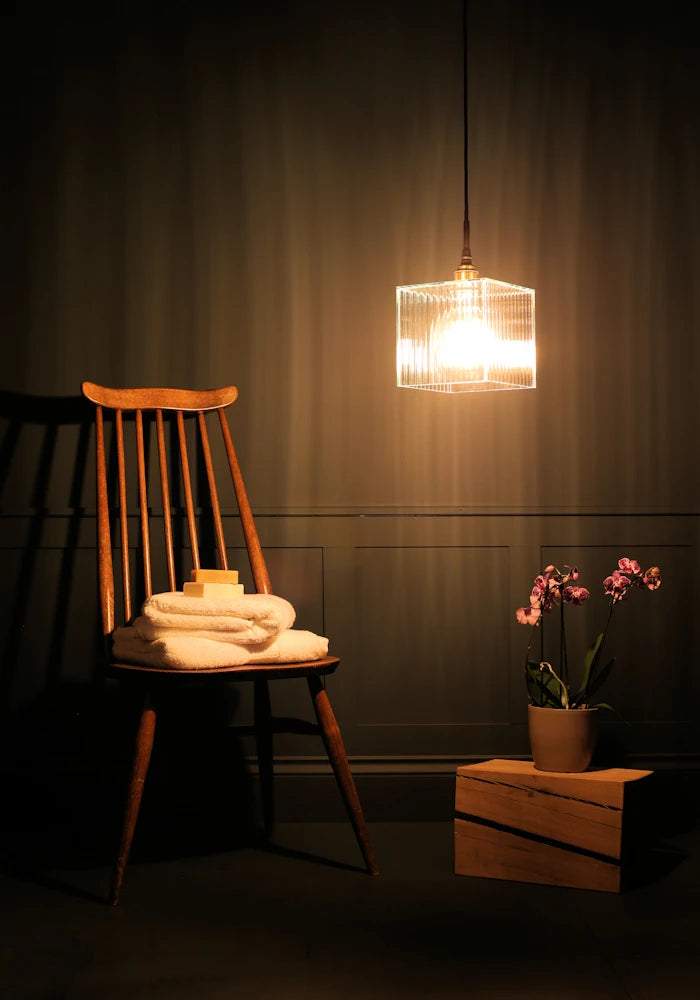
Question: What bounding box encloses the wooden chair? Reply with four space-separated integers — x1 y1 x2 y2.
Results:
81 381 378 904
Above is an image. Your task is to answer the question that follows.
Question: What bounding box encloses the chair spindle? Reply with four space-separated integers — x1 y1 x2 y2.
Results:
115 410 132 624
95 405 115 635
218 409 271 595
197 410 228 571
156 409 177 592
177 410 200 573
135 410 153 599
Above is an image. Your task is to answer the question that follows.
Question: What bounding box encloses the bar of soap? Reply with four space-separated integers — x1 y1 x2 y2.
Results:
183 582 244 599
190 569 239 584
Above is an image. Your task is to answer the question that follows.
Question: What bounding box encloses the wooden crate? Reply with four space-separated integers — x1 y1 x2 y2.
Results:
454 759 653 892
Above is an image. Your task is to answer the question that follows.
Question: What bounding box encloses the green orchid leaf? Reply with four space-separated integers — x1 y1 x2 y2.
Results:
586 658 615 698
605 704 629 724
530 686 562 709
588 701 630 724
578 632 604 697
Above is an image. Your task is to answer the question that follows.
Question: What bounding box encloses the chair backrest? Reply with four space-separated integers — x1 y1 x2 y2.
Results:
81 382 272 637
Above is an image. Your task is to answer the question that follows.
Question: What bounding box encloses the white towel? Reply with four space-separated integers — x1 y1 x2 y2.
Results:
134 616 292 647
132 616 280 646
111 625 329 670
140 592 296 644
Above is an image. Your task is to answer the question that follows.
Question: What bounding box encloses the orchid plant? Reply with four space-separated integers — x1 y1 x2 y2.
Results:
516 558 662 710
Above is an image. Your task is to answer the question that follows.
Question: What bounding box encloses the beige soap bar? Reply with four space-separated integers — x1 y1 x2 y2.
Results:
183 582 244 599
190 569 239 584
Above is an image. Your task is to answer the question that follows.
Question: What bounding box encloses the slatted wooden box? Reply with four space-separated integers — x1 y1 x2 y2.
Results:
455 759 653 892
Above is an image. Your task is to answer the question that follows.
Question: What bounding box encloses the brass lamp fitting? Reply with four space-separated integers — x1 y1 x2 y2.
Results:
454 261 480 280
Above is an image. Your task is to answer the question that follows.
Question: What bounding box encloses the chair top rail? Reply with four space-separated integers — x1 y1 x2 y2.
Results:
82 382 238 412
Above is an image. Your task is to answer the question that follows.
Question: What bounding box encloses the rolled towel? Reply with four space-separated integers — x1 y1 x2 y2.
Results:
141 592 296 643
111 625 329 670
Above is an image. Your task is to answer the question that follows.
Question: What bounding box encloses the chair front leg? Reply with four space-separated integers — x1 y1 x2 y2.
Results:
109 688 156 905
306 674 379 875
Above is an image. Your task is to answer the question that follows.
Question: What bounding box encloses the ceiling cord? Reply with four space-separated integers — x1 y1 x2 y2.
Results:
460 0 473 271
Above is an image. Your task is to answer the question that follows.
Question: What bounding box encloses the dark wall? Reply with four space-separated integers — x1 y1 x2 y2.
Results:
4 1 699 504
1 1 699 816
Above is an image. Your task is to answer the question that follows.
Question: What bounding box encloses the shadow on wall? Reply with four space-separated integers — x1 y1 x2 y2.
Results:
0 391 258 874
0 391 96 708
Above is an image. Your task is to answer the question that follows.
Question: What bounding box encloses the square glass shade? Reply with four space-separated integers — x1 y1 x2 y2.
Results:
396 276 536 392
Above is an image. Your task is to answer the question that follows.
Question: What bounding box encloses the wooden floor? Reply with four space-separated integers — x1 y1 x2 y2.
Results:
1 771 699 999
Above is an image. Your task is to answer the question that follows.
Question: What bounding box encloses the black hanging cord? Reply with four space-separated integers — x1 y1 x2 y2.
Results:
460 0 473 270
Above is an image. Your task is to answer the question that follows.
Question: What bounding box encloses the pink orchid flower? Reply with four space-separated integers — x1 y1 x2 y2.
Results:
516 604 542 626
604 570 631 602
618 557 641 576
563 585 590 605
532 571 562 612
644 566 662 590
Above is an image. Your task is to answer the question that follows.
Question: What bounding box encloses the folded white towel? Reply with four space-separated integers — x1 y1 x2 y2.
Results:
140 592 295 644
132 615 284 646
111 625 329 670
133 616 282 647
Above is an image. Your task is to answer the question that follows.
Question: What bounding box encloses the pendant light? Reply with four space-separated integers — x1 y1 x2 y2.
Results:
396 1 536 393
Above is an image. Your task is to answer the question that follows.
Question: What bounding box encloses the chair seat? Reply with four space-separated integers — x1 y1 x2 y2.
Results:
106 655 341 680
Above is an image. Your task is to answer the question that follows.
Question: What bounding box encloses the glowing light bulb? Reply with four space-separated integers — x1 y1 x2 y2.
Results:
397 276 535 393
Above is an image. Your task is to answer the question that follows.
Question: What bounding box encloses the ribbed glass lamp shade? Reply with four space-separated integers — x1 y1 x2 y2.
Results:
396 275 536 392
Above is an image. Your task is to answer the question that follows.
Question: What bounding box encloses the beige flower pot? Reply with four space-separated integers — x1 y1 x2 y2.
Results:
527 704 599 773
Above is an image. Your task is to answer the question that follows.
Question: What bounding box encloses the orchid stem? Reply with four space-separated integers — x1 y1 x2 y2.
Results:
524 623 543 703
560 598 567 690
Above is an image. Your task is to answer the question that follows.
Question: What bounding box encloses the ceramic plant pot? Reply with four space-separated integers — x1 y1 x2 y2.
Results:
527 704 599 773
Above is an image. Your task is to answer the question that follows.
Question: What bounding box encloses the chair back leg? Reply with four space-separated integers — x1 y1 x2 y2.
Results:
254 678 275 838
